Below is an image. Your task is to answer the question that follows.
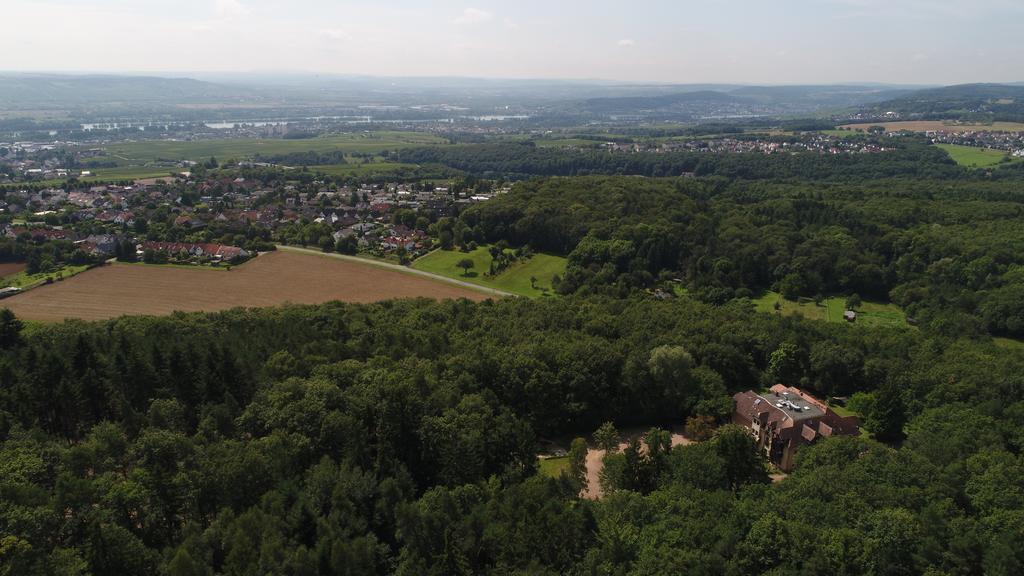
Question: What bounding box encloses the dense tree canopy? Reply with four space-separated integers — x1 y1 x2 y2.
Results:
397 138 967 181
1 296 1023 574
456 174 1024 337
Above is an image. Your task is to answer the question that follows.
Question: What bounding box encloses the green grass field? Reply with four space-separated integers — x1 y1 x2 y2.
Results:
102 132 446 164
112 261 231 272
538 456 570 478
829 404 859 418
1 264 91 290
534 138 603 148
1 166 180 188
82 166 181 181
993 337 1024 351
412 246 567 298
935 144 1017 168
752 291 908 329
308 162 423 177
818 129 859 137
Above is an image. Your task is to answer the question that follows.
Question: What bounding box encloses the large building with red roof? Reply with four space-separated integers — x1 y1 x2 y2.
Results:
732 384 860 471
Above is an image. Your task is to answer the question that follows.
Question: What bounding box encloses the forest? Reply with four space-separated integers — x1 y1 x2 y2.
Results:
1 296 1023 575
5 129 1024 575
396 137 976 181
454 174 1024 339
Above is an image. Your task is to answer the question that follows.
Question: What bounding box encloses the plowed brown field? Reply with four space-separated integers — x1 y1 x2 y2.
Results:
0 263 26 278
2 250 488 321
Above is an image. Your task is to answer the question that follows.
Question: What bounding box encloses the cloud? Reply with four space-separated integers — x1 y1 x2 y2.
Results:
214 0 249 17
454 7 493 25
617 39 636 47
503 17 519 30
321 28 351 41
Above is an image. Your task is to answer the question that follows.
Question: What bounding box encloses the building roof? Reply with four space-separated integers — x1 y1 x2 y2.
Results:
739 386 826 426
735 384 861 437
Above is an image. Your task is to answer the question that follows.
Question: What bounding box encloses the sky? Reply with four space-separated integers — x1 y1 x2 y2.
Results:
2 0 1022 84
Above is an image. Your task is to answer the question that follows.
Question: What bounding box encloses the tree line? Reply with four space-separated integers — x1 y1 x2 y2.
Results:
396 137 976 181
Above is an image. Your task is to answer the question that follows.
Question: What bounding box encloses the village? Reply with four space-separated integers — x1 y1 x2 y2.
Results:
603 132 891 155
0 170 508 267
923 128 1024 156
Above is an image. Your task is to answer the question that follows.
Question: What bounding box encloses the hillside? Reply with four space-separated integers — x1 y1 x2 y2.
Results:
866 83 1024 122
0 73 265 109
561 84 914 120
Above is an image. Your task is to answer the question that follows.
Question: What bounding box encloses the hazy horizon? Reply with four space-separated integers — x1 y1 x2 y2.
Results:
3 0 1023 85
0 70 957 88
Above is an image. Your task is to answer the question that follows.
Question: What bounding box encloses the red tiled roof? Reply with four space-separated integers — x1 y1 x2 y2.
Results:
142 241 247 258
9 226 71 240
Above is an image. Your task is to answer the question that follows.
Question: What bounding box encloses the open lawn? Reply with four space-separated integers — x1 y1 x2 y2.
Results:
839 121 1024 133
1 250 488 322
538 457 570 478
993 337 1024 351
534 138 603 148
935 144 1018 168
412 246 567 298
829 403 860 418
752 291 909 329
308 162 423 177
82 166 182 182
817 129 861 137
102 132 447 164
113 261 231 272
1 264 91 290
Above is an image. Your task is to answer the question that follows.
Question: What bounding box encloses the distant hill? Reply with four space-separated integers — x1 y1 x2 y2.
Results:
564 84 912 120
0 74 264 109
865 83 1024 122
728 85 912 108
578 90 745 114
4 73 1019 127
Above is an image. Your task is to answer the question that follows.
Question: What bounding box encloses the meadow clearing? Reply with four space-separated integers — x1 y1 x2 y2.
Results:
1 250 488 322
1 263 90 290
80 165 183 182
752 291 909 329
412 246 568 298
307 162 424 178
934 144 1018 168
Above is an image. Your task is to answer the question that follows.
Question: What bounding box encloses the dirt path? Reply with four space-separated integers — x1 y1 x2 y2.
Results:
277 245 516 298
581 425 693 500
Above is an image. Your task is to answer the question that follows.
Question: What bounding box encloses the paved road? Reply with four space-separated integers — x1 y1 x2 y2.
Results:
276 245 516 298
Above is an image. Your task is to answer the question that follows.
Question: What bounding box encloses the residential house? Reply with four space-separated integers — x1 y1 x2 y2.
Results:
78 234 119 256
5 226 72 241
140 241 250 262
732 384 860 471
97 210 135 226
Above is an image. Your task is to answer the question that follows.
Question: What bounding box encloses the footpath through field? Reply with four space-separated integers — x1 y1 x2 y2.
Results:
276 245 516 298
